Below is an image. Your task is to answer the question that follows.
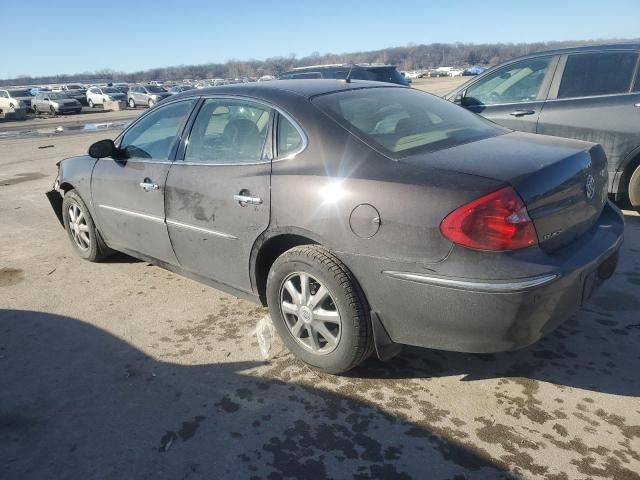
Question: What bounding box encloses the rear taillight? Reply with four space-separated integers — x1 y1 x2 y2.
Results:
440 186 538 251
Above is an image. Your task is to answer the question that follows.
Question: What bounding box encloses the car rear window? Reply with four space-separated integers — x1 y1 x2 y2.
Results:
558 52 638 99
312 87 505 158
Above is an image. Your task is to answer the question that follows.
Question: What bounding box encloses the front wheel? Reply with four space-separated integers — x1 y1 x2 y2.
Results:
50 106 56 116
32 105 39 115
62 190 110 262
88 99 94 108
266 245 373 374
147 98 155 108
629 165 640 210
129 98 135 108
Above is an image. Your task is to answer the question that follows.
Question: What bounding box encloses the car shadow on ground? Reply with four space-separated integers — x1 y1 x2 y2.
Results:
0 309 519 479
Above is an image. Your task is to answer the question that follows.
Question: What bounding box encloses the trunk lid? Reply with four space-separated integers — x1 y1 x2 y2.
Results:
402 131 609 251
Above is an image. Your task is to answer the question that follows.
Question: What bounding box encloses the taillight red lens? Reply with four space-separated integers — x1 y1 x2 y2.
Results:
440 186 538 251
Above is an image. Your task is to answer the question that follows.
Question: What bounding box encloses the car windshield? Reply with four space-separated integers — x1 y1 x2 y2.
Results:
146 85 164 93
8 89 32 97
102 87 119 93
67 85 83 90
48 93 69 100
313 87 505 158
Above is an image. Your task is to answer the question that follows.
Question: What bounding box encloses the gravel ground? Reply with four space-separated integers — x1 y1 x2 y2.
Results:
1 101 639 480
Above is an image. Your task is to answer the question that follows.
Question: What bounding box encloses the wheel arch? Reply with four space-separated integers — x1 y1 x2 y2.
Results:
250 227 324 306
614 146 640 202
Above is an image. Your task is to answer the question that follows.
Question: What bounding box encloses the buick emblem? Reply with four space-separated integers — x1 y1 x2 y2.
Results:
585 174 596 200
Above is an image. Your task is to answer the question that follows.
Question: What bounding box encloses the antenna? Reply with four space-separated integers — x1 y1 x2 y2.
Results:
344 63 357 83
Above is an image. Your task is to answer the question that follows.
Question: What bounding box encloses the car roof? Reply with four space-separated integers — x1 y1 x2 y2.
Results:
175 79 402 100
290 63 399 71
510 42 640 60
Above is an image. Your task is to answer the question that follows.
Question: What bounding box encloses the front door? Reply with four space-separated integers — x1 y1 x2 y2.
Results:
91 98 197 264
165 97 272 291
461 55 558 133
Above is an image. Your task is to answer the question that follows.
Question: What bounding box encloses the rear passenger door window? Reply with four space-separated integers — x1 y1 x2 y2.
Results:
185 98 271 163
558 52 638 98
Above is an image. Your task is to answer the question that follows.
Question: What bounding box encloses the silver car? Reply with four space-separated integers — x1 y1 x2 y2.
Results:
86 86 127 108
0 88 33 112
127 85 171 108
32 92 82 115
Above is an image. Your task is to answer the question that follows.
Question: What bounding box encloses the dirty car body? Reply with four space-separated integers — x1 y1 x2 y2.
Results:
47 80 624 372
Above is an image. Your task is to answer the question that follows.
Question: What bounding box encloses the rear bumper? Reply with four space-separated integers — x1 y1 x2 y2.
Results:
337 201 624 353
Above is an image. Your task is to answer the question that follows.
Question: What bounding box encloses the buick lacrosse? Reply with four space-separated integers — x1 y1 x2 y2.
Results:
47 80 623 373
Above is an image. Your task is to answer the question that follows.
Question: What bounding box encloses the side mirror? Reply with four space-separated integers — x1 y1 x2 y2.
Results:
89 139 117 159
453 89 467 106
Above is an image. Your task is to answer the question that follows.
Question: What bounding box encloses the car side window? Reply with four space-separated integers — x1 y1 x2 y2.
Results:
276 114 304 157
185 98 271 164
120 99 196 160
558 52 638 99
0 91 7 98
464 57 552 106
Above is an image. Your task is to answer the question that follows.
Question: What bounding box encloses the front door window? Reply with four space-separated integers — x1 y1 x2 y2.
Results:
464 57 552 106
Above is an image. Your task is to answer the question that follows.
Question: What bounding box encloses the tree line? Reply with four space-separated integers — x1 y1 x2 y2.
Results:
2 38 635 86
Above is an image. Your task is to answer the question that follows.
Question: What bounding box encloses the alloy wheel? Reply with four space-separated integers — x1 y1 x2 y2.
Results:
279 272 342 354
67 203 90 251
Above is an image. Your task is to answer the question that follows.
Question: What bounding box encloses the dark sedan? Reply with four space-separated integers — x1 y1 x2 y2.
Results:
46 80 623 373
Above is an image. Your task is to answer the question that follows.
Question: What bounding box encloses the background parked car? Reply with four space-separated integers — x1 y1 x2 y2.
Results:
53 84 88 105
168 85 194 94
86 86 127 108
0 88 33 112
127 85 171 108
446 43 640 208
111 82 129 95
279 64 411 86
32 92 82 115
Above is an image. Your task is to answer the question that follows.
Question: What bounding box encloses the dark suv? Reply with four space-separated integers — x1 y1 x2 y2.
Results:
446 44 640 208
279 64 410 86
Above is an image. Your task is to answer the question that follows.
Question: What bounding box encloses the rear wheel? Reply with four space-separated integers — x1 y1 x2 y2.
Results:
50 106 56 116
62 190 110 262
629 165 640 210
32 105 39 115
266 245 373 374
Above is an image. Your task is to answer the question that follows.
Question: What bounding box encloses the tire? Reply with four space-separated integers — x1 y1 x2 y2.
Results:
9 103 15 111
629 165 640 210
32 105 39 115
266 245 373 374
129 98 135 108
88 99 94 108
50 106 56 116
148 98 155 108
62 190 110 262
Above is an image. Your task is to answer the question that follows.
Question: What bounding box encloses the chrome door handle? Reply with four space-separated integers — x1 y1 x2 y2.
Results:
139 181 159 192
233 194 262 205
509 109 535 117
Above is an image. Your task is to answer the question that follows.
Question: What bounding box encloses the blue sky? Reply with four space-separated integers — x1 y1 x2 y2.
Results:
3 0 639 79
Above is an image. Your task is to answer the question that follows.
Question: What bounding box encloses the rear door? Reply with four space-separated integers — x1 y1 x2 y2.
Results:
460 55 558 133
91 98 197 263
164 97 273 291
536 50 640 187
